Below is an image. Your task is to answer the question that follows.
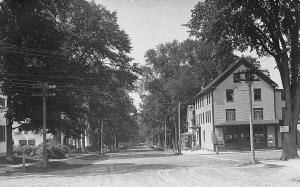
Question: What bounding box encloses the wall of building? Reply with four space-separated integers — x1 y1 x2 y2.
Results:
194 92 214 150
0 96 6 154
214 64 276 125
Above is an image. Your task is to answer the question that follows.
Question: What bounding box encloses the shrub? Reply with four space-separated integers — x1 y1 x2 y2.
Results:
13 146 37 156
36 142 66 159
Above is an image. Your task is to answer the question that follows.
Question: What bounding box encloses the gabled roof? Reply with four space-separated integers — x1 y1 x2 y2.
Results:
194 58 278 99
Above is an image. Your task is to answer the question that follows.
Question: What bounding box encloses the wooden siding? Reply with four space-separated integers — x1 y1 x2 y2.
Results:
275 90 285 120
194 92 214 149
213 64 276 125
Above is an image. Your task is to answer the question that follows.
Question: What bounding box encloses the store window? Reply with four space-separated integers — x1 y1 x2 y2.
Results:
226 89 234 102
0 125 5 142
253 108 263 120
254 88 261 101
226 109 236 121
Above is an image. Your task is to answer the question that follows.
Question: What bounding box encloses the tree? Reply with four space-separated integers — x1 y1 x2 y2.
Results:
139 39 237 153
0 0 139 160
188 0 300 160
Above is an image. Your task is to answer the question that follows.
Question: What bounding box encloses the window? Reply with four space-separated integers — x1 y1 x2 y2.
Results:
254 88 261 101
203 113 205 123
226 109 236 121
281 90 286 101
0 125 5 142
226 89 234 102
282 107 286 120
205 111 211 123
203 130 205 142
253 108 263 120
0 98 5 108
19 140 27 146
233 73 241 83
28 140 36 146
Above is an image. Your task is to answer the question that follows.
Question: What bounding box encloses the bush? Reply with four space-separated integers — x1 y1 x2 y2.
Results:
36 142 67 159
13 146 37 156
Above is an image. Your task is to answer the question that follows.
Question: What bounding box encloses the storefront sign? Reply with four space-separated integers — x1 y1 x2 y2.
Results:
280 126 289 133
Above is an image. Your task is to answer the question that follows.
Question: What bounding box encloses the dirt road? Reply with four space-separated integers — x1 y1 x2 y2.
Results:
0 147 299 187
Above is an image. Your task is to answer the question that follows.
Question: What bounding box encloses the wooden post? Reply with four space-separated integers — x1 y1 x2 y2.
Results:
247 81 255 163
178 102 182 155
42 83 48 168
22 147 26 172
100 119 103 154
164 116 167 149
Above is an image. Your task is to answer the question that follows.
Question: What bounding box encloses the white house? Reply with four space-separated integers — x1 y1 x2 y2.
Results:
189 59 298 151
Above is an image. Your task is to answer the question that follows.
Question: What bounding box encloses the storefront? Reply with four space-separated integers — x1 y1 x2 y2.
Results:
215 121 281 150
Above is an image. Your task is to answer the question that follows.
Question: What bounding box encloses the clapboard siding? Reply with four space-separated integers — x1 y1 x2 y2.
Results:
194 92 214 149
275 90 285 120
213 64 276 125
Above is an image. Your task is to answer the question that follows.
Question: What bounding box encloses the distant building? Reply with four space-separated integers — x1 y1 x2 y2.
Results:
0 95 7 155
188 59 300 151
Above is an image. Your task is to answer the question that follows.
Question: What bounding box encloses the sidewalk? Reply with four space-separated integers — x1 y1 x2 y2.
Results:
0 153 94 175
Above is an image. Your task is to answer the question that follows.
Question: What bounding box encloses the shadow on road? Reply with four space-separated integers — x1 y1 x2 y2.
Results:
21 162 177 177
107 152 174 160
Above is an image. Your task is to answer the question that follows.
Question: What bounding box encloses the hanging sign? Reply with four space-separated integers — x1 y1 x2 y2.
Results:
280 126 289 133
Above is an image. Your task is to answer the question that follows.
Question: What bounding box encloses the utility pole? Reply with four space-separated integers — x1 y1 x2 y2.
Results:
32 82 56 168
247 81 255 163
164 116 167 149
100 119 103 154
238 69 259 163
178 101 181 154
42 82 47 168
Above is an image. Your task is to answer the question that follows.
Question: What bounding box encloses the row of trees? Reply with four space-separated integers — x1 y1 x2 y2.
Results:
138 39 238 152
0 0 140 161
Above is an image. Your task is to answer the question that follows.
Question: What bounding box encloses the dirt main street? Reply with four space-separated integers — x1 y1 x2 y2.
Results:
0 147 300 187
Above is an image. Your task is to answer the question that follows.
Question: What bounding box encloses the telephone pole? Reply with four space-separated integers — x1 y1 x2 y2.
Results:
178 101 182 155
42 82 47 168
238 69 259 163
32 82 56 168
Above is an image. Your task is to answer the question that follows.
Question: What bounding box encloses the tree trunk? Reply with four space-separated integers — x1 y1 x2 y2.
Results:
6 95 13 162
278 55 299 160
281 108 299 160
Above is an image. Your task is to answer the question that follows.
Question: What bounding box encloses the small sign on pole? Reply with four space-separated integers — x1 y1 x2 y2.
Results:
280 126 289 133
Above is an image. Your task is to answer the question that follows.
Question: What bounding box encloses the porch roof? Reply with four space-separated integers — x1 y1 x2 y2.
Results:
215 119 280 127
189 125 201 129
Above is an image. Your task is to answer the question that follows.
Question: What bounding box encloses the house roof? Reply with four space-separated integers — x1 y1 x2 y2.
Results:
193 58 278 99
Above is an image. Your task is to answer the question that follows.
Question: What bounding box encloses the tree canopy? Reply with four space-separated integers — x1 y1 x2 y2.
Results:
188 0 300 160
0 0 139 152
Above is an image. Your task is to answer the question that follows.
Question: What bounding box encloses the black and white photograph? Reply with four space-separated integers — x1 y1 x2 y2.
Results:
0 0 300 186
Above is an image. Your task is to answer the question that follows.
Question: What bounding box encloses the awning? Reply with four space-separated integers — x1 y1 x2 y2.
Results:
215 119 280 127
190 125 201 129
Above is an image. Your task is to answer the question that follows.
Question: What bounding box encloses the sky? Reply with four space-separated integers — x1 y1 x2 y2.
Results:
94 0 282 109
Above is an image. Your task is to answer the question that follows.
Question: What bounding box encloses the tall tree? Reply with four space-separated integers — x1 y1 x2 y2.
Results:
188 0 300 160
139 39 237 152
